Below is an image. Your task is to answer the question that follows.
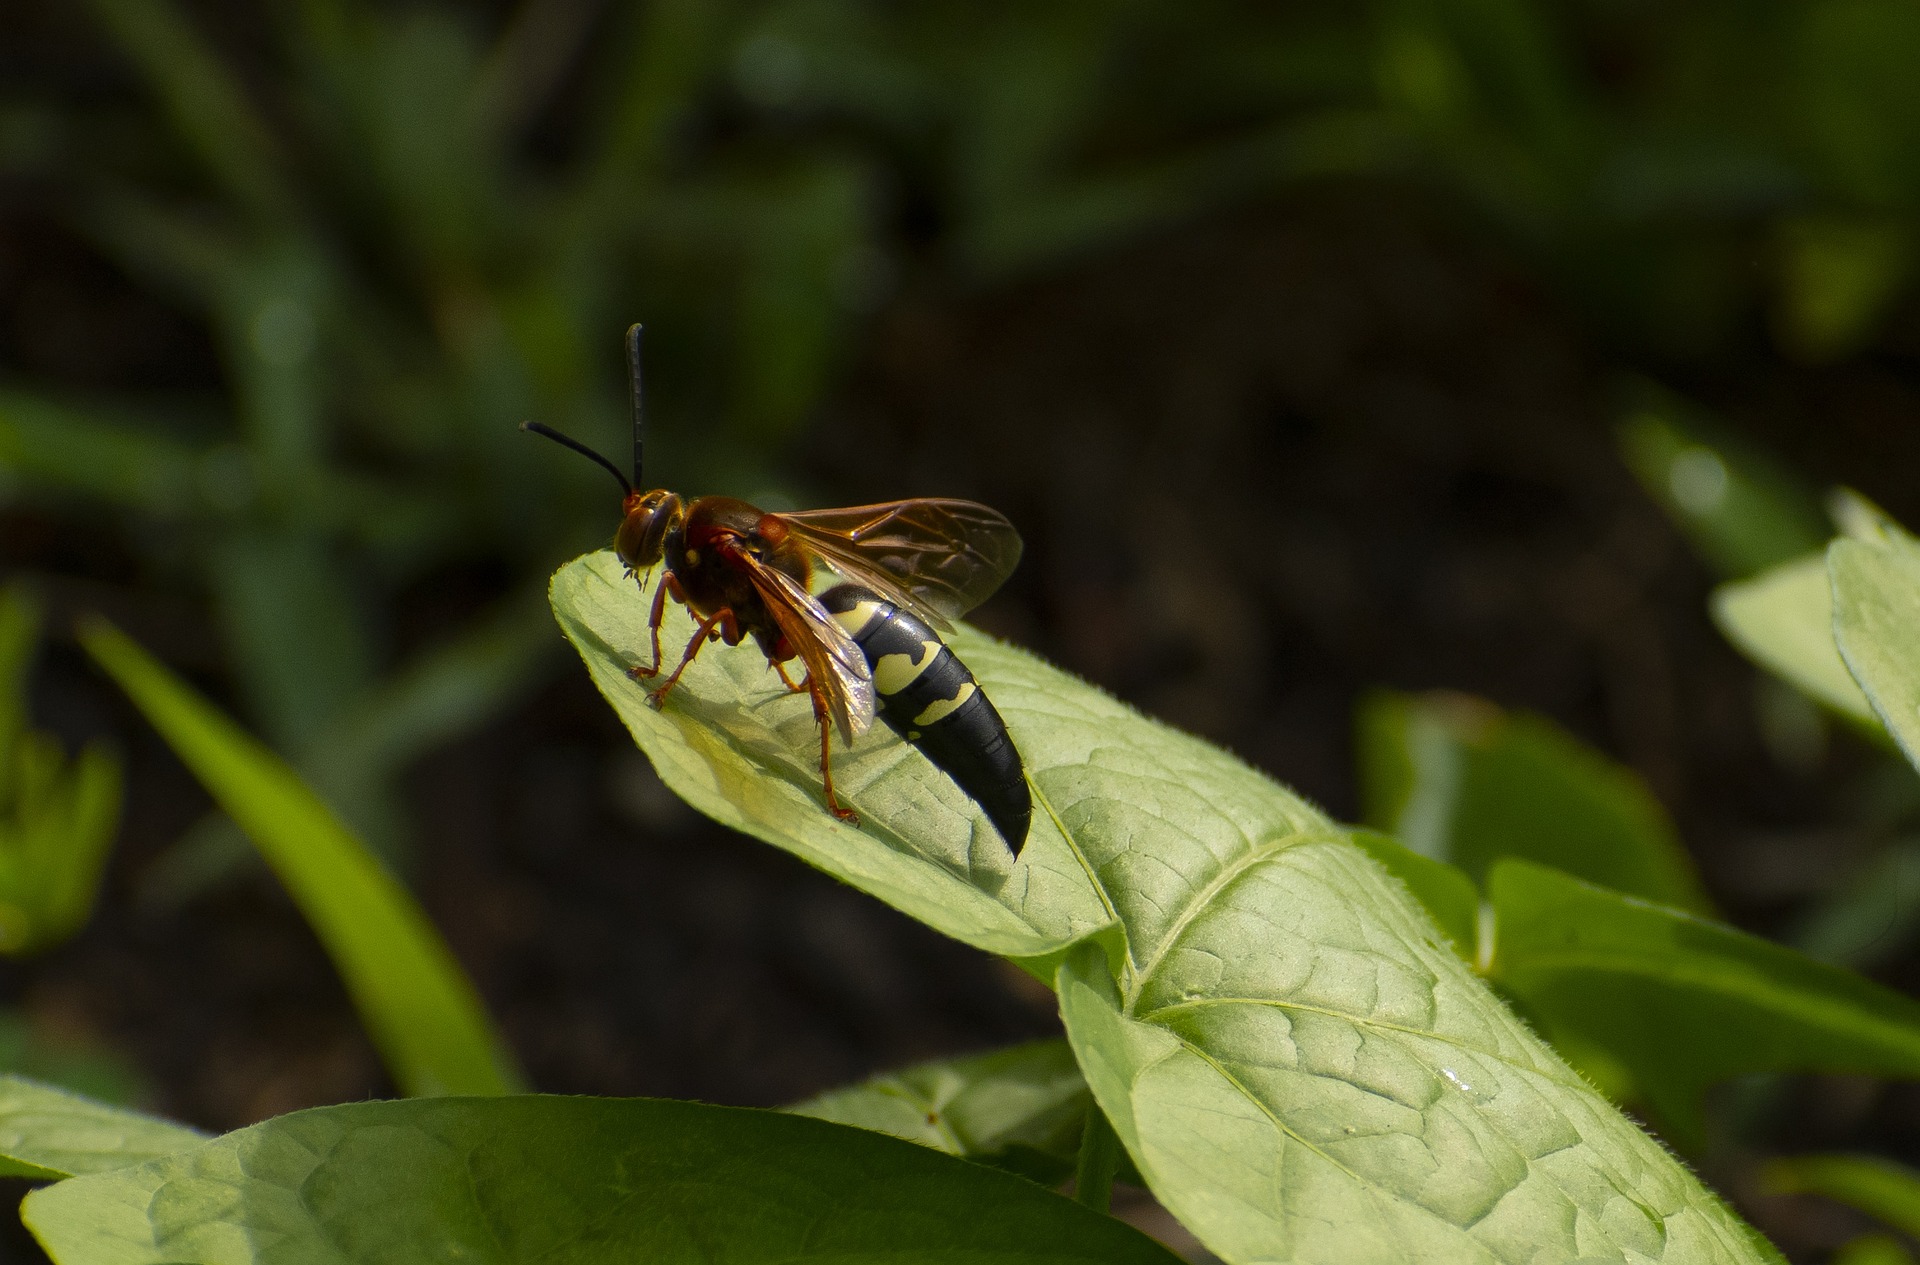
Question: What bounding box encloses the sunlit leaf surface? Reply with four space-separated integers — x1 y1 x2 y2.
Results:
0 1076 203 1181
1832 527 1920 771
1713 553 1876 725
554 550 1772 1265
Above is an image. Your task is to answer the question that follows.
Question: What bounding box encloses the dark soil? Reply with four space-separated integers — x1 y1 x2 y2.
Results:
7 186 1920 1262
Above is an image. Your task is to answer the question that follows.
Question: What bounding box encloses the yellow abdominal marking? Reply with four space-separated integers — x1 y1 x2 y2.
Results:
872 641 941 694
830 601 887 638
913 682 975 726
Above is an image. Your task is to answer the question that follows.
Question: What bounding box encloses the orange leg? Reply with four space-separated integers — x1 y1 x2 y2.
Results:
809 683 858 823
772 659 808 693
647 610 728 709
628 577 675 680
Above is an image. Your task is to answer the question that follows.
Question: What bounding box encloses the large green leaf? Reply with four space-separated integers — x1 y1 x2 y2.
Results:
1831 524 1920 772
79 620 520 1097
791 1038 1090 1184
553 551 1773 1264
1488 860 1920 1146
1713 553 1876 725
0 1075 203 1180
23 1096 1183 1265
1357 690 1710 911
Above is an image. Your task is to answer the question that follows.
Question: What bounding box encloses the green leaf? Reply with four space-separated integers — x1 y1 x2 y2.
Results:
554 551 1775 1264
551 552 1128 964
1764 1154 1920 1240
0 1075 203 1180
1347 827 1481 961
22 1096 1184 1265
78 619 520 1097
790 1038 1090 1183
1488 860 1920 1147
1713 553 1877 726
1831 526 1920 776
1357 690 1710 911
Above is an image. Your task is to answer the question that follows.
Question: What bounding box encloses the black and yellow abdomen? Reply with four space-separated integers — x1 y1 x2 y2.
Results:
821 584 1031 855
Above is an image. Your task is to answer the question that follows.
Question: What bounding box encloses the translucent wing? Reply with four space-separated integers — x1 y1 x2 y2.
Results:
780 499 1022 630
739 553 875 745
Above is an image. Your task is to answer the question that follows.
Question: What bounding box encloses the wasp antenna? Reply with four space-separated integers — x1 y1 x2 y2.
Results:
625 323 645 492
520 420 632 497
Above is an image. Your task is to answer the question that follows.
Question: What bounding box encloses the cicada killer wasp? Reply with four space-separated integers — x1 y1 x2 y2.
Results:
525 326 1032 854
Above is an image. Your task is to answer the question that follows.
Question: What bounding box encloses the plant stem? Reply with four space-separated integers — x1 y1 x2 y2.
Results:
1073 1103 1121 1213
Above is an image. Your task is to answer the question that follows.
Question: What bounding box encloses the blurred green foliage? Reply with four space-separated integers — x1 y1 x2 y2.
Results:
0 585 121 955
1357 687 1710 912
81 618 521 1097
1766 1154 1920 1244
5 0 1920 873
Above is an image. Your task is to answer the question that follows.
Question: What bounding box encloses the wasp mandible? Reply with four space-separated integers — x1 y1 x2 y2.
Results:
526 326 1032 854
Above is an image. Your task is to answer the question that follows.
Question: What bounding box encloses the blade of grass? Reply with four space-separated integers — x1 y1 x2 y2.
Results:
78 619 521 1097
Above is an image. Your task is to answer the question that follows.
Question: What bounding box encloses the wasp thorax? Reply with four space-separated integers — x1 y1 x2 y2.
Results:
616 489 683 571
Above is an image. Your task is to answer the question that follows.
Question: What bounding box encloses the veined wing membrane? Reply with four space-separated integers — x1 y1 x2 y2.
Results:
740 554 875 744
782 500 1023 628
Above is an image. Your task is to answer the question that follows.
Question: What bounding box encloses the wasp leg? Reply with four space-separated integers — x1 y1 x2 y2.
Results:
628 576 677 680
808 679 859 824
772 659 808 693
647 609 729 708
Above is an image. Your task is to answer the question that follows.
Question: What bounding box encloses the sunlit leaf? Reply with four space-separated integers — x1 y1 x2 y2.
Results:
554 550 1774 1264
1714 554 1876 726
1347 827 1480 961
0 1076 203 1181
1831 523 1920 775
79 619 520 1098
23 1096 1183 1265
1488 860 1920 1147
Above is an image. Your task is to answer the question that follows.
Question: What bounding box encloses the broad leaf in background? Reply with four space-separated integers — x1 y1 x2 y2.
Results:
1832 516 1920 775
0 1075 202 1180
555 550 1773 1265
23 1096 1184 1265
1358 689 1710 911
1713 554 1877 726
1764 1153 1920 1241
79 620 520 1098
1616 393 1827 580
0 585 123 954
1488 861 1920 1147
791 1038 1091 1184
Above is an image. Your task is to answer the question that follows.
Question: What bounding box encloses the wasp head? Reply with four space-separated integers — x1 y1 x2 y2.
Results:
616 489 684 572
